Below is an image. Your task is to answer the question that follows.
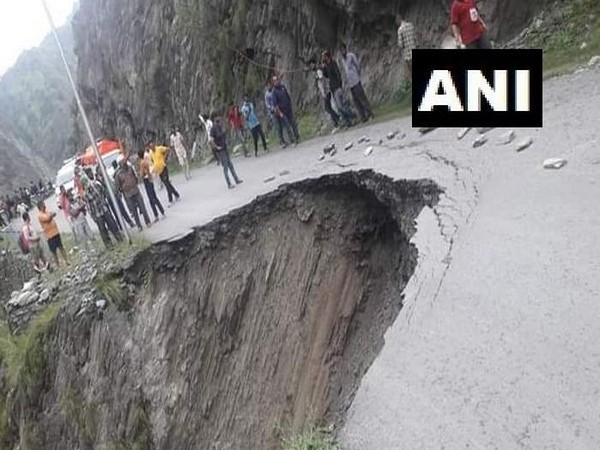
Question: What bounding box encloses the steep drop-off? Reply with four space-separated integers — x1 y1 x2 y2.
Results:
1 171 440 449
72 0 547 151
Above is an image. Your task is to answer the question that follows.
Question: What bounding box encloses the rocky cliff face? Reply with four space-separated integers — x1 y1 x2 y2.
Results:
72 0 547 152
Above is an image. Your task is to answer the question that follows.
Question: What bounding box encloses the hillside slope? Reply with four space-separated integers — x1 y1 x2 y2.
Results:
0 23 76 191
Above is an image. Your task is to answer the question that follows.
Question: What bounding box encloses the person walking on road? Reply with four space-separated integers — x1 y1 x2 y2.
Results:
114 155 151 231
241 95 269 157
81 175 122 249
396 15 417 81
151 142 181 205
138 149 166 222
210 111 243 190
37 200 69 267
340 44 374 122
450 0 491 49
170 128 191 180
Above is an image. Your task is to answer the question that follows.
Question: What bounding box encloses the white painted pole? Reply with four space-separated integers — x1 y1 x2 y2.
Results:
41 0 131 243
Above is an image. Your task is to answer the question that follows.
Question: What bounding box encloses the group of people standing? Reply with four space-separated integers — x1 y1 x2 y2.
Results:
15 0 493 271
309 44 375 131
18 138 188 272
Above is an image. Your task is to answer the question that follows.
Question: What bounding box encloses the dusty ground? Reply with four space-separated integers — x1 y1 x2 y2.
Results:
41 65 600 448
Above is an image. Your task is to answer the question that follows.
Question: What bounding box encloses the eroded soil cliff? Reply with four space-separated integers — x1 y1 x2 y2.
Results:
1 170 440 449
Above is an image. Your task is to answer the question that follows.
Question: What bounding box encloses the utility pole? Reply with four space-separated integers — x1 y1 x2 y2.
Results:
41 0 131 243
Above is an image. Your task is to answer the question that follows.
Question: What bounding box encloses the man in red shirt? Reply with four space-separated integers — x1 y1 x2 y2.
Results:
450 0 491 49
226 102 249 156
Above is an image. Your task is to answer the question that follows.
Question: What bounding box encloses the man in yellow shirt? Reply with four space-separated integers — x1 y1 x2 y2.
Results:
37 200 69 267
151 142 180 204
138 148 166 222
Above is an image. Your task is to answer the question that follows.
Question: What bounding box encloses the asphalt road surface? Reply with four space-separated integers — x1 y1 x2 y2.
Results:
39 65 600 449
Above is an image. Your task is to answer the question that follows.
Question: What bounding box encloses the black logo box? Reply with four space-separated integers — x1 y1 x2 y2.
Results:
412 49 543 128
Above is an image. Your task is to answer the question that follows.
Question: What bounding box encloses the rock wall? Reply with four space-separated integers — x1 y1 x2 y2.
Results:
71 0 547 152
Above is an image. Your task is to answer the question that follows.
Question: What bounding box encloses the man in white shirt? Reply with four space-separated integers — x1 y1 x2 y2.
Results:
199 114 218 165
340 44 374 122
169 128 190 180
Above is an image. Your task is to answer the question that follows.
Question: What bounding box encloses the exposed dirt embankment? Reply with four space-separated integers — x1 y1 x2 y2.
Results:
3 170 440 449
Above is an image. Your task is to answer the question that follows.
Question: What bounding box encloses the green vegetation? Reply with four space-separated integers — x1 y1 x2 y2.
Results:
295 86 412 143
109 394 153 450
93 274 128 310
0 393 11 449
60 386 99 446
0 302 62 446
93 235 150 311
0 302 61 391
282 425 342 450
99 235 151 265
297 112 322 142
526 0 600 76
215 0 250 102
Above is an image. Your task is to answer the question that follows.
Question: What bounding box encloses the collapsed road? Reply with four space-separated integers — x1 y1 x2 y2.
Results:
3 64 600 449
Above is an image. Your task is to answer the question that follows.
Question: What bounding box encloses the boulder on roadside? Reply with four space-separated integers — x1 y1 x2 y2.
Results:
497 130 515 145
458 127 471 140
323 143 336 154
473 136 488 148
515 137 534 152
543 158 568 169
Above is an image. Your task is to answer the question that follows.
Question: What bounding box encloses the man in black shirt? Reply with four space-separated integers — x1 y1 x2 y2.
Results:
321 50 355 128
209 111 243 189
